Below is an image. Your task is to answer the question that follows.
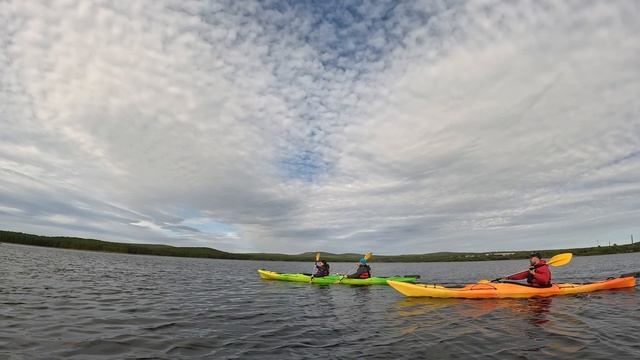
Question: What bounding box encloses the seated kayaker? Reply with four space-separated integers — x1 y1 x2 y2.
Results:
347 258 371 279
314 260 330 277
498 252 552 287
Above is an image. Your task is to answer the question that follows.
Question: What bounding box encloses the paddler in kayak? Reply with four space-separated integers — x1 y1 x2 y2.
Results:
313 259 330 277
496 252 552 287
347 258 371 279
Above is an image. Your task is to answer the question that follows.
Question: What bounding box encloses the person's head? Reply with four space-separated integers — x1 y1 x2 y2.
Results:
359 258 367 265
321 260 327 265
529 252 542 265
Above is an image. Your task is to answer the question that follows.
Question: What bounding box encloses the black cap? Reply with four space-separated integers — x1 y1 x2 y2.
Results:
529 252 542 259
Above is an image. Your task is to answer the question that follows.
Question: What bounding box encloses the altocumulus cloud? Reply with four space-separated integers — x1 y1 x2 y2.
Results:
0 0 638 253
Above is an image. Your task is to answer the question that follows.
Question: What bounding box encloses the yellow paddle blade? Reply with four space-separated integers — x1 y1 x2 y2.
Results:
364 252 373 261
547 252 573 267
478 279 490 284
315 252 320 261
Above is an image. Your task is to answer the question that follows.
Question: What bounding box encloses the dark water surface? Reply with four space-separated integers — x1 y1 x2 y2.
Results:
1 244 639 359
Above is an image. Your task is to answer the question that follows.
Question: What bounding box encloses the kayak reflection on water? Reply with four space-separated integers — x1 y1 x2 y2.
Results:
524 298 552 327
393 297 553 326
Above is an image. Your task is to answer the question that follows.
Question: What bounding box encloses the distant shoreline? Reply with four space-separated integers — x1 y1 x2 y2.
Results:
1 230 639 263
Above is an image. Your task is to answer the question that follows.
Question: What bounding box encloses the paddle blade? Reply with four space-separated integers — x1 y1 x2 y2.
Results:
315 252 320 262
547 252 573 267
364 252 373 261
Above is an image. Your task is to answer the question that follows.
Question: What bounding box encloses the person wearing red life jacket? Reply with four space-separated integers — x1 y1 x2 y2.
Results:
347 258 371 279
498 252 552 287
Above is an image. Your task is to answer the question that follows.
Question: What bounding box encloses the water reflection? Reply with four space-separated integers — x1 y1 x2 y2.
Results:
391 296 557 355
393 297 553 326
525 298 552 326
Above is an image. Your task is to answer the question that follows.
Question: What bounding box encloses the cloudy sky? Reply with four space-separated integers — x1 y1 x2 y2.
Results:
1 0 639 254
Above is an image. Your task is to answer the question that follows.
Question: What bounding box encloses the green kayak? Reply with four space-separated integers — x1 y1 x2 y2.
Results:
258 269 419 285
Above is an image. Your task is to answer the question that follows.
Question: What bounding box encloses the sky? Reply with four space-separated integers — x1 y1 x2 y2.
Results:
1 0 639 254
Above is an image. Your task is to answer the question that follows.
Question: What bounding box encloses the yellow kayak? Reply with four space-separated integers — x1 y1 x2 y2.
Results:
388 276 636 299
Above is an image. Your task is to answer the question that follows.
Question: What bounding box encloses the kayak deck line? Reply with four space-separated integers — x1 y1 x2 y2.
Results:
258 269 419 285
388 276 637 298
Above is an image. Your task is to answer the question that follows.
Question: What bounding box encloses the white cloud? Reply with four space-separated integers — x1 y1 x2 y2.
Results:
1 0 638 253
0 205 25 214
45 214 77 225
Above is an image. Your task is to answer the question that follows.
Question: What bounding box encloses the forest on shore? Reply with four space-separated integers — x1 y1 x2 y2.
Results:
1 230 639 262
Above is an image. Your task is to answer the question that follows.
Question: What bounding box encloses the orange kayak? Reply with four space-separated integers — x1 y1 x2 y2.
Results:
388 276 636 299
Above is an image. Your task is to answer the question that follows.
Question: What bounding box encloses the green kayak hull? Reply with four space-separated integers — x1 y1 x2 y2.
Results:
258 269 418 285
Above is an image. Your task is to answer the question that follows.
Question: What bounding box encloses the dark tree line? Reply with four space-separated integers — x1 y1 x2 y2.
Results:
2 230 638 262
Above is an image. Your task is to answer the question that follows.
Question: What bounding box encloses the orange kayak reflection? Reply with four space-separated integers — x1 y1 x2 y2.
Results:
394 296 554 325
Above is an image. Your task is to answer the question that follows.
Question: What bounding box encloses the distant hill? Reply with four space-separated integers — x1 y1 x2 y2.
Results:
1 230 639 262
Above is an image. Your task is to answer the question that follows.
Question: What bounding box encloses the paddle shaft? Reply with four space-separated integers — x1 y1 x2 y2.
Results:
344 264 358 276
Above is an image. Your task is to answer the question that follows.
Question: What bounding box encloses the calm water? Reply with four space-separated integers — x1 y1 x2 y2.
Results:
1 244 639 359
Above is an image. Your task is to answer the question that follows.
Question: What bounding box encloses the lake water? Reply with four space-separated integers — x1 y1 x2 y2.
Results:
1 243 639 359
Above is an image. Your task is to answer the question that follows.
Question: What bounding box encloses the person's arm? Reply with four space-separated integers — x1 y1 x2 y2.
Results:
533 266 550 284
506 270 529 280
347 266 364 279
